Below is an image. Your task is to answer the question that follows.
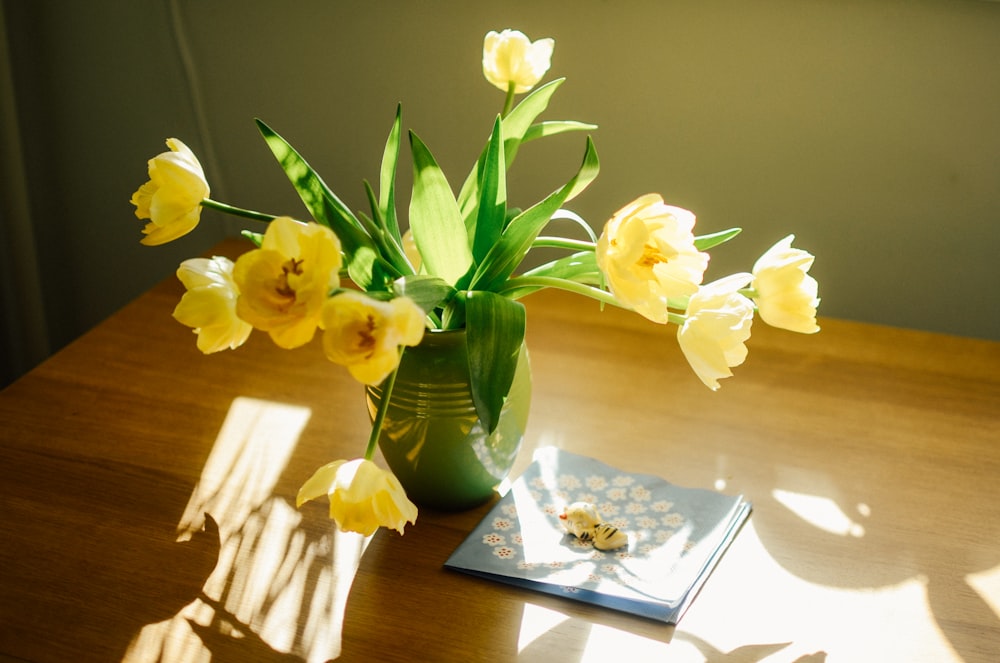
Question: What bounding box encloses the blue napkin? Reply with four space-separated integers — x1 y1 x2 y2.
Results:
444 447 751 623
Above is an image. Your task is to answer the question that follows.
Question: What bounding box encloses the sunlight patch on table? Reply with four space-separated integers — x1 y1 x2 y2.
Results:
772 489 866 537
680 521 961 662
967 564 1000 620
579 623 680 663
517 603 676 659
177 396 308 538
123 397 368 663
517 602 571 652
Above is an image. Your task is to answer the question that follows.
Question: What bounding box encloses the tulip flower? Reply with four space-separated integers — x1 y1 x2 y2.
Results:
297 458 418 536
172 256 252 353
676 273 755 390
130 138 210 246
126 26 823 539
233 217 342 349
321 291 426 386
751 235 820 334
482 29 555 94
596 194 709 324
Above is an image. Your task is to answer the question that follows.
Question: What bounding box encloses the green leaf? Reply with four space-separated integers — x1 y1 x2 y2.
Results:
441 296 465 330
457 78 567 221
356 202 386 243
472 117 507 264
503 252 602 299
240 229 264 247
465 291 526 434
255 119 354 230
522 120 598 143
545 208 598 243
408 130 474 286
470 136 600 292
526 251 600 281
362 182 410 275
500 78 565 165
392 274 456 315
255 119 395 289
379 105 403 242
694 227 742 251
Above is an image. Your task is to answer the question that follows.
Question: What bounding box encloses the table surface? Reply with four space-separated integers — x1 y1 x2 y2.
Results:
1 240 999 663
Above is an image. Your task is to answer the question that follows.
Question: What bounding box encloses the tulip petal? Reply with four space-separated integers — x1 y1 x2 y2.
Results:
233 217 343 348
298 459 417 536
751 235 820 334
596 194 709 324
321 291 425 386
483 29 554 94
296 460 347 508
131 138 209 245
677 274 754 390
171 256 252 353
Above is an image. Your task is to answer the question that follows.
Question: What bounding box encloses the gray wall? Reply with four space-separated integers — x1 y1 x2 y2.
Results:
3 0 999 386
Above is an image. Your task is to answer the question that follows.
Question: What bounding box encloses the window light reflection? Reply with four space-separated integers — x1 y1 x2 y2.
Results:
966 564 1000 620
123 397 368 663
772 489 866 538
518 602 674 659
177 396 309 539
517 602 571 652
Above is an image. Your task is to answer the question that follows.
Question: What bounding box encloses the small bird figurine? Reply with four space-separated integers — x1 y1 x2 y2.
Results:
559 501 628 551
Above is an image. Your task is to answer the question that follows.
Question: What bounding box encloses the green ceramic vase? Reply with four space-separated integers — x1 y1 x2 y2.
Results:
366 328 531 511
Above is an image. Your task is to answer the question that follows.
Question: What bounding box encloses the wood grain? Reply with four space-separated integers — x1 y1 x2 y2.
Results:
1 238 998 662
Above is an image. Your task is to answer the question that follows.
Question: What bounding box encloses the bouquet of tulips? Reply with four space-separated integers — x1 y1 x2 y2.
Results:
130 29 820 537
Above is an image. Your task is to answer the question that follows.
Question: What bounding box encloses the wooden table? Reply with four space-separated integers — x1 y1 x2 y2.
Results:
1 240 999 663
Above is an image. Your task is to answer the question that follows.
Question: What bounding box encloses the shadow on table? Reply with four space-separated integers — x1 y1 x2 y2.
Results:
338 504 828 662
119 396 367 663
186 593 303 662
737 362 1000 663
752 485 1000 663
0 467 225 663
674 634 827 662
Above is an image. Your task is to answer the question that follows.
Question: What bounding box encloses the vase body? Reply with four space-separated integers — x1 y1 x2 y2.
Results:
366 328 531 511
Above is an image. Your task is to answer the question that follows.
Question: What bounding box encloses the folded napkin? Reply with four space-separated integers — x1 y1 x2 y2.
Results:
444 447 751 623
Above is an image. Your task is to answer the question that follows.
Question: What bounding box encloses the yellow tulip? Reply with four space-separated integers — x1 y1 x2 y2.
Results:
233 217 342 349
751 235 820 334
172 256 252 353
676 273 755 390
482 29 555 94
296 458 418 536
596 193 709 324
130 138 210 246
321 291 425 385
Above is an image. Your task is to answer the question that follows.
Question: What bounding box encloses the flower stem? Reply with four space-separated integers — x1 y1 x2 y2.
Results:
364 349 403 461
498 275 623 307
530 237 596 252
501 82 517 118
201 198 276 223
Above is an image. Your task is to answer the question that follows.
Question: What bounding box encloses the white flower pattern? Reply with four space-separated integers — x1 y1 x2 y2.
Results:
483 533 506 546
476 469 700 593
447 449 751 622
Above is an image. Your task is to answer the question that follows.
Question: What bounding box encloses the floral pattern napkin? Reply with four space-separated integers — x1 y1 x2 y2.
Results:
444 447 751 623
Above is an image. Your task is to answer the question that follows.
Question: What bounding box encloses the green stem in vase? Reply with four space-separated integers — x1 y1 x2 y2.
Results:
501 81 517 118
530 237 595 252
498 275 622 307
201 198 277 223
364 348 403 461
